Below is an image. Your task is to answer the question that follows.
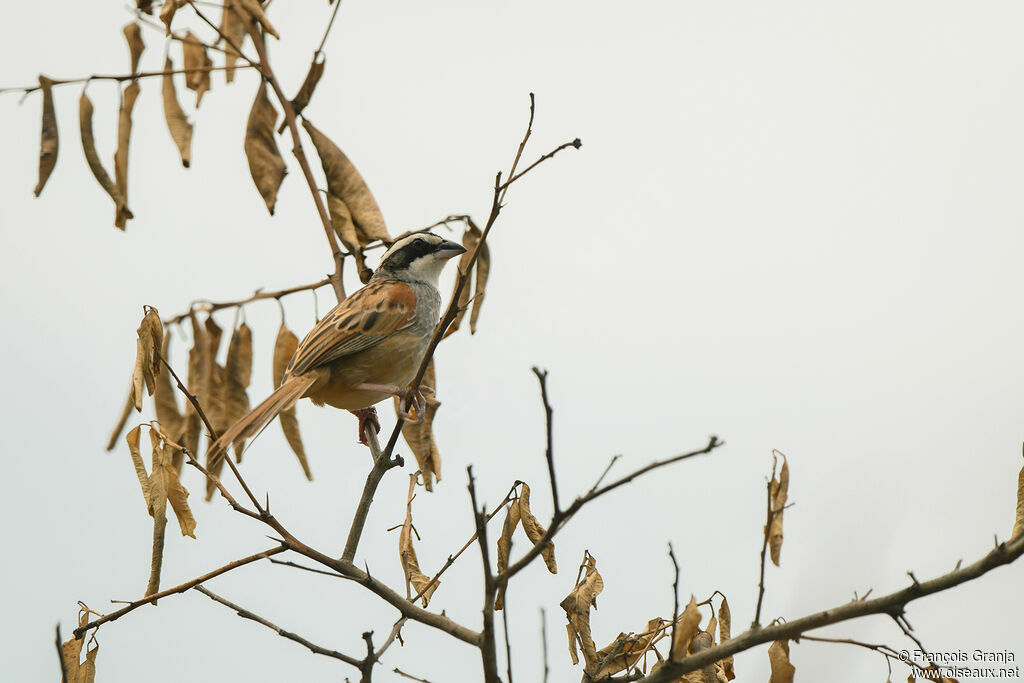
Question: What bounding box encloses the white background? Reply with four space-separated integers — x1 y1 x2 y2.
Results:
2 1 1023 681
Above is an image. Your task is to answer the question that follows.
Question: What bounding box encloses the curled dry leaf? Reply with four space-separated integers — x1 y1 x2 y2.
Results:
154 331 184 470
179 312 208 461
161 57 193 168
145 428 169 598
126 425 152 512
107 390 135 451
670 596 702 661
79 93 131 218
396 359 441 490
159 0 180 35
769 453 790 566
444 223 482 338
136 0 153 14
182 31 212 107
245 81 287 215
61 612 99 683
560 552 604 672
33 76 58 197
719 596 735 680
219 1 248 83
494 495 521 610
202 318 230 500
768 639 796 683
399 475 438 606
518 483 557 573
1012 443 1024 540
594 618 667 678
278 55 325 133
144 427 198 598
222 322 253 461
113 81 140 230
273 323 312 479
469 236 490 334
129 307 164 412
122 23 145 75
237 0 280 39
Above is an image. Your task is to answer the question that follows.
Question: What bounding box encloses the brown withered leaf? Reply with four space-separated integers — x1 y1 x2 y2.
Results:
79 93 131 219
444 224 482 338
469 236 490 334
769 453 789 566
178 312 208 460
1013 443 1024 540
122 23 145 75
145 428 169 598
670 596 702 660
278 55 325 133
222 322 253 460
518 482 557 573
113 81 140 230
399 476 438 606
560 552 604 673
129 307 163 411
159 0 180 35
136 0 153 14
594 618 666 678
107 390 135 451
126 425 152 512
154 331 184 470
161 56 193 167
396 359 441 490
768 639 796 683
237 0 280 39
494 496 521 610
33 76 58 197
203 318 230 500
182 31 212 107
61 613 99 683
219 1 248 83
245 81 287 214
130 338 146 412
273 323 312 479
719 596 735 680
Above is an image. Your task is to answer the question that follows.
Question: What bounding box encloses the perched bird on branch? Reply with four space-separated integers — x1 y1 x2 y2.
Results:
208 232 466 464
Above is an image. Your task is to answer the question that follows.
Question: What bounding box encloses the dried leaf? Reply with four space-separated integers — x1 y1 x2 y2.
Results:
139 308 164 396
161 453 197 538
145 429 169 598
60 615 98 683
159 0 180 35
154 330 183 450
179 313 208 460
494 497 521 610
719 597 735 680
396 359 441 490
444 224 481 338
130 338 145 412
399 477 438 606
278 55 324 133
245 81 286 214
79 93 131 219
469 237 490 334
560 552 604 674
222 322 252 460
182 31 212 107
594 618 666 678
670 596 702 660
122 23 145 75
1013 443 1024 540
107 390 134 451
219 2 248 82
126 425 152 511
518 482 556 573
768 639 795 683
161 56 193 167
136 0 153 14
273 323 311 479
769 454 789 566
113 81 140 230
33 76 58 197
237 0 279 39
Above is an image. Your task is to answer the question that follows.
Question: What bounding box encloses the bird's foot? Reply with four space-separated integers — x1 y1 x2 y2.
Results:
349 406 381 445
356 383 432 424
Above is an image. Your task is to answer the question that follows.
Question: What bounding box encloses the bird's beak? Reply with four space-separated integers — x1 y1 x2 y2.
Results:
436 240 468 259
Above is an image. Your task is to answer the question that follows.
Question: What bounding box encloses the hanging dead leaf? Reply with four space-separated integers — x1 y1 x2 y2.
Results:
278 55 325 133
126 425 152 512
237 0 280 39
161 56 193 167
178 312 208 460
245 81 286 214
469 236 490 334
154 331 184 470
273 322 312 479
593 618 667 678
145 428 169 599
670 596 702 660
136 0 153 14
129 307 163 411
719 596 735 680
61 613 99 683
1013 443 1024 540
396 359 441 490
494 495 521 610
769 453 789 566
518 482 556 573
444 223 482 338
113 81 140 230
79 93 131 219
560 552 604 674
222 321 253 460
182 31 212 107
219 1 248 83
768 639 796 683
122 23 145 75
203 318 230 500
33 76 58 197
107 390 134 451
159 0 180 35
399 475 438 606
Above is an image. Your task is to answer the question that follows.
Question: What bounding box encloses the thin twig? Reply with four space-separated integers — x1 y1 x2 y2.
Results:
315 0 344 54
752 457 779 629
393 668 433 683
195 585 362 666
531 367 560 514
73 546 285 638
540 608 549 683
55 625 68 683
164 277 332 325
468 467 500 683
0 64 253 96
667 543 681 662
502 593 514 683
502 138 583 189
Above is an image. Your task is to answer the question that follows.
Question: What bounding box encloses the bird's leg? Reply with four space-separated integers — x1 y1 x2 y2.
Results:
355 383 432 424
349 406 380 445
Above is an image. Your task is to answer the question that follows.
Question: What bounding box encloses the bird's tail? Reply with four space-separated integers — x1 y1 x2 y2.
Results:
207 374 317 470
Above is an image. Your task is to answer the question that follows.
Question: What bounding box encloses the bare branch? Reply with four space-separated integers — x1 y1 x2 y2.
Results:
164 277 332 325
0 64 253 96
393 668 433 683
468 467 501 683
531 366 560 514
752 457 778 628
55 624 68 683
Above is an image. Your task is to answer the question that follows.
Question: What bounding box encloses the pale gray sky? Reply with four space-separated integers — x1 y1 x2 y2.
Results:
2 1 1023 681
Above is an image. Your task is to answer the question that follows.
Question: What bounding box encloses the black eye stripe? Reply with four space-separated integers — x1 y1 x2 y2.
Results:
381 237 437 270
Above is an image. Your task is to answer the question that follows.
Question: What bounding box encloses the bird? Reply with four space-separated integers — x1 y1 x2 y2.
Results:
207 232 467 465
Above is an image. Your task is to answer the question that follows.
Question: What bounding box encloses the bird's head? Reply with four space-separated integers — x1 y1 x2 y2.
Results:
373 232 467 285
